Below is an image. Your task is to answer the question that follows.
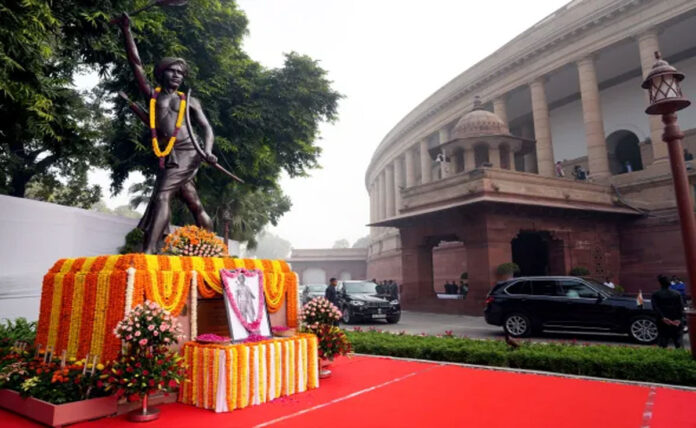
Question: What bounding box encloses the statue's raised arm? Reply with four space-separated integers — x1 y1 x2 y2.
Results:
116 13 153 97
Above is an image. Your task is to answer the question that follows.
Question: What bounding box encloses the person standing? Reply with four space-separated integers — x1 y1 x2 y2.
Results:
603 277 615 289
555 161 565 177
325 277 339 306
652 275 685 348
669 276 687 300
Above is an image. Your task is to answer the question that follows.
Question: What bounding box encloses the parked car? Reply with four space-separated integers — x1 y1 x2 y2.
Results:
337 280 400 324
484 276 658 344
301 284 328 305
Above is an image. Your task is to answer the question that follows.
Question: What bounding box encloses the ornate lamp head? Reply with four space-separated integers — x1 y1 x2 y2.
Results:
641 51 690 115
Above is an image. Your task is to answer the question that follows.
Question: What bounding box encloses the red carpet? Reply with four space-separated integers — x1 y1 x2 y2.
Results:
2 355 694 427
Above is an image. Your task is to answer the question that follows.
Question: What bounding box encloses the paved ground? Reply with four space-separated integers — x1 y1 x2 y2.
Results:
342 310 691 348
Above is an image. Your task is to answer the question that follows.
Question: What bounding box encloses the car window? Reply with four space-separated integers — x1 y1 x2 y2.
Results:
558 280 598 298
505 281 531 295
531 280 558 296
344 281 377 294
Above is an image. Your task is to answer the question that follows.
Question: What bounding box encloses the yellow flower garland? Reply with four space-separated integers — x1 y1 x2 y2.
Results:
149 87 186 158
89 273 110 358
66 274 86 359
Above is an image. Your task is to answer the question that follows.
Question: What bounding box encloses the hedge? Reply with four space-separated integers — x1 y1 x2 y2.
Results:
345 331 696 387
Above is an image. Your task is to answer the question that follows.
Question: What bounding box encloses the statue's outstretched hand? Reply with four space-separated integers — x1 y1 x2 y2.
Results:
204 152 218 164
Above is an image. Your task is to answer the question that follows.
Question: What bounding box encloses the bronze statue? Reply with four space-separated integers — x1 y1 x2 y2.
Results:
116 13 217 254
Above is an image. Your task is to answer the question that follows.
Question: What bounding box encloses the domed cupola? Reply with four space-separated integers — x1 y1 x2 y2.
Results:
451 96 511 139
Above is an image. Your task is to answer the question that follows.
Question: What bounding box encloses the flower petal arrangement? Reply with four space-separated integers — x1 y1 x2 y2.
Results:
162 225 228 258
300 297 342 327
108 302 185 400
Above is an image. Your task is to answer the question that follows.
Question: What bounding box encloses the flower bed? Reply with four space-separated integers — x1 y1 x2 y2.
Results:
346 331 696 386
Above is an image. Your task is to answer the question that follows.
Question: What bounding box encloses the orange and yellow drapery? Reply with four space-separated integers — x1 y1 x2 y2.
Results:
179 334 319 412
36 254 299 363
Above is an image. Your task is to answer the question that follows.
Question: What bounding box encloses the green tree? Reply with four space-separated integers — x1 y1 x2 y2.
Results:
1 1 340 242
25 167 101 209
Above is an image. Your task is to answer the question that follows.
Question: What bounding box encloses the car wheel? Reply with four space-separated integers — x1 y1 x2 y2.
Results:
341 307 353 324
629 317 658 344
386 314 400 324
503 313 532 337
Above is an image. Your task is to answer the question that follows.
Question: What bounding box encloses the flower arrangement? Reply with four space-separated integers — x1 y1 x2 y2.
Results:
113 301 184 348
107 301 185 400
195 333 231 344
300 297 342 327
162 225 228 257
310 325 351 360
299 298 350 362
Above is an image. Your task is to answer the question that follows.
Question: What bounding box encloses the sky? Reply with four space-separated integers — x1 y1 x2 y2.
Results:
90 0 570 249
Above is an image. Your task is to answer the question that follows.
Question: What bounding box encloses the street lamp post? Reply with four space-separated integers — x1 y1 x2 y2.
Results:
641 51 696 356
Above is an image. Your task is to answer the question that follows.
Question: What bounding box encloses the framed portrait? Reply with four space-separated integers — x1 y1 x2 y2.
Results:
220 268 272 342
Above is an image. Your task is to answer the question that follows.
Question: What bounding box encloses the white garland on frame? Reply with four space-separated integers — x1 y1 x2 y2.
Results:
125 267 136 316
190 270 198 339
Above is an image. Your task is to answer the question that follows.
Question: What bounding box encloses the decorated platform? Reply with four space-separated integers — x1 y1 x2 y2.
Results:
35 254 299 362
179 334 319 412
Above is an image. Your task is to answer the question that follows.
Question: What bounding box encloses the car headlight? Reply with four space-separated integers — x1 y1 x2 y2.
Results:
390 300 399 305
349 300 365 306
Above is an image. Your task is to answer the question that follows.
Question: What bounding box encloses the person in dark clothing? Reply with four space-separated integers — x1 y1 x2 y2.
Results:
388 281 399 301
375 281 385 295
652 274 685 348
325 278 340 326
325 277 339 306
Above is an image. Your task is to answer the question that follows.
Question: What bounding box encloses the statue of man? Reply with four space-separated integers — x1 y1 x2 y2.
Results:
117 13 217 254
235 275 257 328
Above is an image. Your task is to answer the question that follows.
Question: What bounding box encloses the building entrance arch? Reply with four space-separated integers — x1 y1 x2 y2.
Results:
607 130 642 175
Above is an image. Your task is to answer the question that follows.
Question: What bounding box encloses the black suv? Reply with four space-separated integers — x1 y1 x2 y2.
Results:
484 276 658 344
337 280 401 324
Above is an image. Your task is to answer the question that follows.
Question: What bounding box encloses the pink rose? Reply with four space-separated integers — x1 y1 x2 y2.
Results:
148 325 155 331
134 331 141 337
139 338 148 346
159 324 167 332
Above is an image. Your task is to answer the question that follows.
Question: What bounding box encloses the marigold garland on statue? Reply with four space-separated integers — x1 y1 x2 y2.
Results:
149 87 186 158
162 225 228 258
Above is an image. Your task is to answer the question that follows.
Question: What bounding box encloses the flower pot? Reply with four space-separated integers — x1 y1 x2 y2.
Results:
319 358 332 379
128 393 160 422
0 389 117 427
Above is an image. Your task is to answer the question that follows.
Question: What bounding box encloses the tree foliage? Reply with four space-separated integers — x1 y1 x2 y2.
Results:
0 0 341 237
332 239 350 249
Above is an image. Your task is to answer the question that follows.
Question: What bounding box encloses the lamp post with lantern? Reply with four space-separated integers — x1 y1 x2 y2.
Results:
641 51 696 355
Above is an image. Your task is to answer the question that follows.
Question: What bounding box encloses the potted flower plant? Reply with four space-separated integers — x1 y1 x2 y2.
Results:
109 301 185 422
299 297 351 378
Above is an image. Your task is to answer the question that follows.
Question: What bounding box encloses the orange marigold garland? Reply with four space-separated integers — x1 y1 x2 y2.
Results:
35 274 54 348
285 273 299 328
77 273 99 358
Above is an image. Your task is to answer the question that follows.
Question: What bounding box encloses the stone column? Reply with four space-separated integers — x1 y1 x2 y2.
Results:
385 165 395 218
438 128 452 178
493 96 508 126
419 139 431 184
638 30 668 164
464 146 475 172
393 157 403 213
400 228 434 307
369 184 375 223
577 56 610 179
488 143 501 168
508 149 516 171
404 147 416 188
530 78 555 176
520 123 536 173
378 171 386 220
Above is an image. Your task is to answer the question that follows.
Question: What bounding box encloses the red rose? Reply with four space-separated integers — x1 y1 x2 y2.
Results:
168 379 177 388
148 379 155 387
126 367 133 373
142 370 149 376
96 380 104 388
135 362 142 368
